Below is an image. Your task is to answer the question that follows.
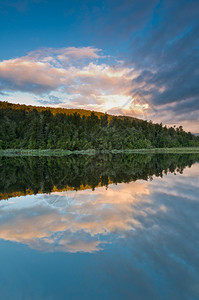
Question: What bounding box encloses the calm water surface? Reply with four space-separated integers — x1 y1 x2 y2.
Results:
0 154 199 300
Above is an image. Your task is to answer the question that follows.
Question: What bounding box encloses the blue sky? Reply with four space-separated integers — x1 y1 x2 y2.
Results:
0 0 199 132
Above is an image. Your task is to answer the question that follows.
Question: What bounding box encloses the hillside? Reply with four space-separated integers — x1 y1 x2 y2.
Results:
0 101 198 150
0 101 142 123
0 100 109 118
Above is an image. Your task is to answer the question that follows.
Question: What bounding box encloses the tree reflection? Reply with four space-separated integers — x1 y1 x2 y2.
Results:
0 153 198 200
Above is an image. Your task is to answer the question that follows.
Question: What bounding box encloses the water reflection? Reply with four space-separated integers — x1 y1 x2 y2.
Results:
0 162 198 254
0 181 149 252
0 153 198 200
1 155 199 299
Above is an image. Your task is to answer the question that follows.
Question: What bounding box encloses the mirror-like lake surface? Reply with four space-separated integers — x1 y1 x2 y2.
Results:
0 154 199 300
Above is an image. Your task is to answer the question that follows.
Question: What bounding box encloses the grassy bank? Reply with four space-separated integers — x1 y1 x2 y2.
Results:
0 147 199 156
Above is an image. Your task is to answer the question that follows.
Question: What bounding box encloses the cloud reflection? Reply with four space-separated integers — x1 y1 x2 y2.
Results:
0 164 198 253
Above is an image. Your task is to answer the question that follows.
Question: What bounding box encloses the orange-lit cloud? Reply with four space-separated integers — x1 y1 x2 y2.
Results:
0 47 149 117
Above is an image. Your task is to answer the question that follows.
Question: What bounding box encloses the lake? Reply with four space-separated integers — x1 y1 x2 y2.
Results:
0 154 199 300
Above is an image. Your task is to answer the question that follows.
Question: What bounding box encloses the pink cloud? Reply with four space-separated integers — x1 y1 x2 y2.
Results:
0 47 137 105
0 46 161 121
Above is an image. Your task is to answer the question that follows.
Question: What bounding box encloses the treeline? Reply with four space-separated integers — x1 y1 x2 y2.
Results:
0 101 198 149
0 100 110 117
1 153 198 200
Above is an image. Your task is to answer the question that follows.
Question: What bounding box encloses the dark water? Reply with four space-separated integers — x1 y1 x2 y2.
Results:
0 154 199 300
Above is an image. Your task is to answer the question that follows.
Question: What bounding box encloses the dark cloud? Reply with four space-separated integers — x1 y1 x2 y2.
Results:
128 0 199 121
170 98 199 114
85 0 199 130
79 0 159 49
0 78 54 94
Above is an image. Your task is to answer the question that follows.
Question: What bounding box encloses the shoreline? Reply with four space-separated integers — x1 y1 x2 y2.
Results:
1 147 199 156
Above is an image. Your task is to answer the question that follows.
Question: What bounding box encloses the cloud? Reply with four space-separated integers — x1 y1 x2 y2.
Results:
79 0 159 46
81 0 199 131
1 0 199 133
56 46 103 61
0 46 142 113
37 95 64 105
126 0 199 131
0 57 63 93
26 46 103 65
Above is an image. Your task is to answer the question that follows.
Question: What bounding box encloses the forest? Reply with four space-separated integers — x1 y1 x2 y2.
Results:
0 101 199 150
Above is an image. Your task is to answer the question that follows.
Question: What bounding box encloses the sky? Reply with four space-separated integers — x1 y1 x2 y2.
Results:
0 0 198 133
